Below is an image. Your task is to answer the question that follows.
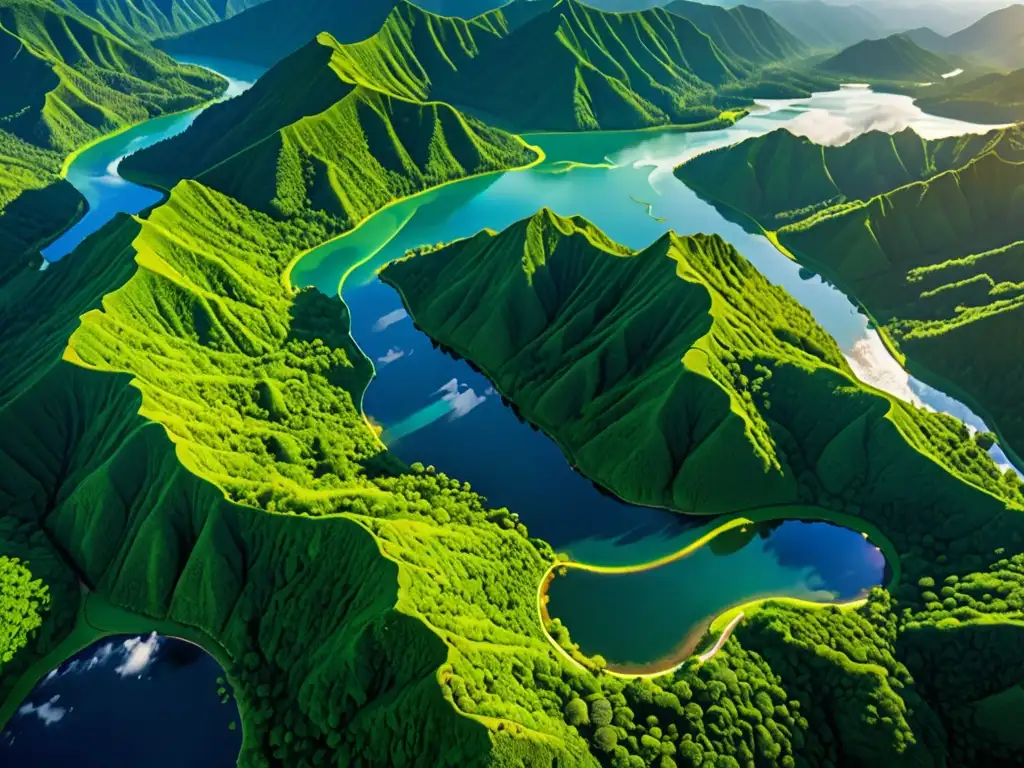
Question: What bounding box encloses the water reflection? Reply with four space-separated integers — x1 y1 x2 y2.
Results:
1 635 240 767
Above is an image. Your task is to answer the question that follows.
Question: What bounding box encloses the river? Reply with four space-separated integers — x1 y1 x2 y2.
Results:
5 78 1011 733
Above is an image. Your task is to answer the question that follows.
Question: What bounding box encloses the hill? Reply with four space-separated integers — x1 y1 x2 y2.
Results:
741 0 887 50
0 0 224 271
676 125 1024 466
383 208 1024 763
142 0 764 135
917 68 1024 123
942 4 1024 69
665 0 808 66
818 34 952 82
902 26 950 54
54 0 268 41
120 32 542 209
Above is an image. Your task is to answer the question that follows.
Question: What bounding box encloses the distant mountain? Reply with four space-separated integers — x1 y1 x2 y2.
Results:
917 68 1024 123
940 4 1024 69
739 0 886 50
818 34 952 81
902 26 950 54
54 0 268 41
665 0 807 65
0 0 224 266
158 0 395 65
164 0 775 132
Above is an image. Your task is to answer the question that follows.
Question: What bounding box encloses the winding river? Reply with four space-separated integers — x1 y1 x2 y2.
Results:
5 75 1016 751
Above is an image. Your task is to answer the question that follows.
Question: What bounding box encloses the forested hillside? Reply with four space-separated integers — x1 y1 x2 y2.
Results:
916 68 1024 123
381 208 1024 766
818 34 952 82
0 0 225 268
55 0 267 41
160 0 828 132
676 125 1024 470
665 0 807 66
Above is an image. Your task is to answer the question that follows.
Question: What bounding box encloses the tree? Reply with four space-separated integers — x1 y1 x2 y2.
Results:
565 697 589 726
594 726 618 752
592 697 613 727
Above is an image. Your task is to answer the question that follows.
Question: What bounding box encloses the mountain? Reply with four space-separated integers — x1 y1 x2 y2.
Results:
121 31 541 202
0 0 224 269
917 68 1024 123
902 26 950 53
739 0 887 50
818 34 953 82
676 125 1024 466
665 0 807 65
54 0 268 41
941 4 1024 69
157 0 763 133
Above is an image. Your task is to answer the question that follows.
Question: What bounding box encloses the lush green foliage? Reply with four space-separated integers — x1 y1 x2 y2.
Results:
121 34 540 215
384 209 1024 763
818 34 952 82
56 0 267 41
677 125 1024 466
665 0 807 67
0 0 225 268
0 557 50 664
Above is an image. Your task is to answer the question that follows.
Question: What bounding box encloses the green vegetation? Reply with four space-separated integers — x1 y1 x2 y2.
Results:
161 0 829 133
665 0 807 67
676 125 1024 467
929 4 1024 70
384 208 1024 764
916 68 1024 123
0 0 225 268
818 34 953 83
121 33 541 212
56 0 268 42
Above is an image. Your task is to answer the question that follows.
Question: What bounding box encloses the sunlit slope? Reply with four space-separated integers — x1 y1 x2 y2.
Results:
665 0 807 66
0 0 224 269
122 40 540 222
55 0 267 41
0 182 820 768
819 34 952 82
676 125 1024 464
382 208 1023 515
0 0 224 152
917 69 1024 124
383 209 1024 763
940 4 1024 70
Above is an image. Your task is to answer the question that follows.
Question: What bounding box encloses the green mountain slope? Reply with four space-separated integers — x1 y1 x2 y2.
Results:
676 125 1024 468
0 0 225 271
819 34 952 82
917 68 1024 123
665 0 808 66
902 26 950 54
55 0 268 41
120 34 542 220
382 208 1024 764
942 4 1024 69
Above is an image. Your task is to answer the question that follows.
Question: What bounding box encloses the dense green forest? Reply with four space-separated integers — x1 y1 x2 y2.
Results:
817 34 952 82
55 0 268 41
379 209 1024 765
915 68 1024 123
157 0 830 132
676 125 1024 469
120 33 541 208
0 0 225 268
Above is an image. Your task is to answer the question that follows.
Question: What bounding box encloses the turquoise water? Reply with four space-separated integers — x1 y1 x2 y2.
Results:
545 520 887 672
